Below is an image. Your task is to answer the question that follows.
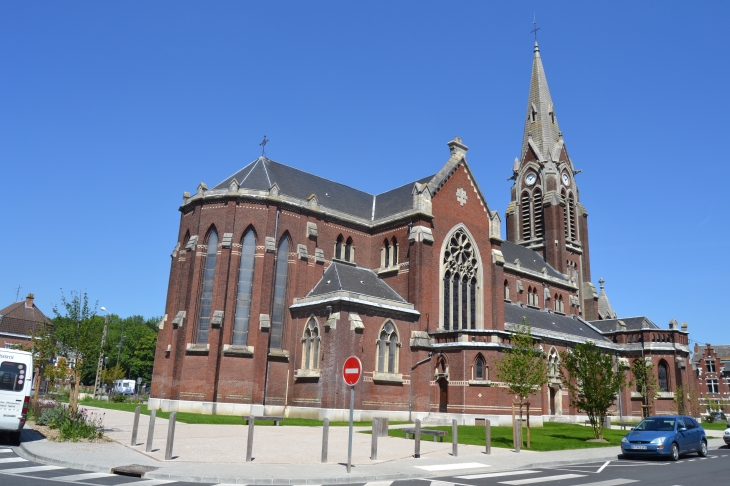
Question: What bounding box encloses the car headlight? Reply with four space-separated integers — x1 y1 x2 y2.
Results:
650 437 666 445
621 436 629 443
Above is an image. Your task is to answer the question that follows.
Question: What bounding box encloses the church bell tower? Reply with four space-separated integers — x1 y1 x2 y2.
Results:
504 41 598 320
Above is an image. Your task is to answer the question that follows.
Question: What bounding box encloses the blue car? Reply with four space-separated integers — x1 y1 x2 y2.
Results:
621 415 707 461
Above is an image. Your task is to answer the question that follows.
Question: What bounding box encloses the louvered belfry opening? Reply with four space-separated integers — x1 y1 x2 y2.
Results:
533 189 543 239
568 193 576 240
521 192 531 240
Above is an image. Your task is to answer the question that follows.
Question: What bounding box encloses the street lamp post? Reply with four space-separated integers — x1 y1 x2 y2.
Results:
93 307 110 400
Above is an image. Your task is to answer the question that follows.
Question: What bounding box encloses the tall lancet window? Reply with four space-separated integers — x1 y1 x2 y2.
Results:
196 228 218 343
270 236 290 350
441 228 480 330
232 229 256 346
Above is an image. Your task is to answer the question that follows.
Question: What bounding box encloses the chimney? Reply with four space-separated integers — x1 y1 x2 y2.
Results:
25 293 34 308
447 136 468 158
681 321 688 332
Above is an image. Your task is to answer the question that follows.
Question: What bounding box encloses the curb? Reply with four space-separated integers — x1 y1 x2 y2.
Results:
16 443 114 474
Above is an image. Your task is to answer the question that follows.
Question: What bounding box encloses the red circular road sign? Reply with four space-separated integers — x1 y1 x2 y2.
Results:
342 356 362 386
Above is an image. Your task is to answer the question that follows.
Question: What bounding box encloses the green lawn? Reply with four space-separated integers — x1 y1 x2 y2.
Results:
698 421 729 430
77 398 406 427
382 422 628 451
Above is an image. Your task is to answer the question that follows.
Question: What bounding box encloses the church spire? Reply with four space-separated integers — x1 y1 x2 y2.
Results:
521 41 562 162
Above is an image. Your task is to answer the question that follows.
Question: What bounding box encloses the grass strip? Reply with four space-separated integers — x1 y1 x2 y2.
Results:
379 422 628 451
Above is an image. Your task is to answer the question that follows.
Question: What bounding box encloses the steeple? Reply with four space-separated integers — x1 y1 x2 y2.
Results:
521 41 562 162
597 277 618 320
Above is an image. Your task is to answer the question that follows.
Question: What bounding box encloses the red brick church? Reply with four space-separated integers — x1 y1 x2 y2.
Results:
150 42 693 424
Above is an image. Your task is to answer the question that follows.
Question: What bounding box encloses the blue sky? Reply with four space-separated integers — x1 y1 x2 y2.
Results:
1 2 728 348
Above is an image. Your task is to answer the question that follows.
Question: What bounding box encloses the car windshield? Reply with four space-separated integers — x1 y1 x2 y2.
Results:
635 418 676 431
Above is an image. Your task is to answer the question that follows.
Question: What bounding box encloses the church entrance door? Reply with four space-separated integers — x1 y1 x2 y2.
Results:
438 378 448 413
549 387 556 415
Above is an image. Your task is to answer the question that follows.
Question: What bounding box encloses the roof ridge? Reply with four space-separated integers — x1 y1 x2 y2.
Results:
333 263 343 290
260 158 272 187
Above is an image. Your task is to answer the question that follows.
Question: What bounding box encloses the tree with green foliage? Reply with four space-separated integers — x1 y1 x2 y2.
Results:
496 319 547 447
560 342 628 440
631 358 658 418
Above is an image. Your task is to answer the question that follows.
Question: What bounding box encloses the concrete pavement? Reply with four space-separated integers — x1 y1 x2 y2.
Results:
14 406 729 484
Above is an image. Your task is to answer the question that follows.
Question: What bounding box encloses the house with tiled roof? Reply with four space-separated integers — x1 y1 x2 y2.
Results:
0 293 53 348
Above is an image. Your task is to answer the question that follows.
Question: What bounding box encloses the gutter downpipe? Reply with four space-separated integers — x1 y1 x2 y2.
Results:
409 351 433 423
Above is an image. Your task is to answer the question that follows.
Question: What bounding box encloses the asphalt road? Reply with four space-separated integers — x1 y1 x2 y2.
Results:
0 445 728 486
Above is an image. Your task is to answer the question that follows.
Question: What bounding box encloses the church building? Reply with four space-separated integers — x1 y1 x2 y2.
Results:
150 42 692 424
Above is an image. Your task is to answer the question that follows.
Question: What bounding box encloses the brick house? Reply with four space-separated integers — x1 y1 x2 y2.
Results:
691 344 730 411
150 42 693 424
0 293 54 349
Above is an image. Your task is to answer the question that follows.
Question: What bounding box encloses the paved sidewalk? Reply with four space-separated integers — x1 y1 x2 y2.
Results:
14 406 729 484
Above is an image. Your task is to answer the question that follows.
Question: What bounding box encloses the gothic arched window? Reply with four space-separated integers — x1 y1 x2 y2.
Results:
232 228 256 346
658 361 669 392
441 228 481 330
376 321 399 374
504 280 510 301
391 237 398 266
344 237 353 262
383 239 390 268
475 354 487 381
270 236 290 350
335 235 343 260
301 318 320 370
196 227 218 343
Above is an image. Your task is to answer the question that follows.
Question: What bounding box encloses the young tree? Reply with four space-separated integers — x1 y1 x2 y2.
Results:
496 319 547 448
560 342 628 440
52 290 98 413
631 358 658 418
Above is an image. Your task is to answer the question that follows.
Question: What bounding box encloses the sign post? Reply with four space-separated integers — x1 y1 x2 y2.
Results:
343 356 362 473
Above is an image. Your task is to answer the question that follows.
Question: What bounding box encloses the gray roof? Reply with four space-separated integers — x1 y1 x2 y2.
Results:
692 344 730 365
214 157 433 222
589 316 659 333
500 240 567 281
505 302 610 342
597 278 618 320
307 262 406 303
521 41 562 162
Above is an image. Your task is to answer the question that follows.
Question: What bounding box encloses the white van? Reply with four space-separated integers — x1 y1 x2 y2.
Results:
113 379 135 395
0 348 33 445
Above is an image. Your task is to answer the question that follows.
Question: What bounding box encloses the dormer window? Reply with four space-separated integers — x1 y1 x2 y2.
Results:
530 102 538 123
548 104 555 124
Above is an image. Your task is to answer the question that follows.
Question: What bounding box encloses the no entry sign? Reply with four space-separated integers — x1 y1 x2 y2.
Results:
342 356 362 385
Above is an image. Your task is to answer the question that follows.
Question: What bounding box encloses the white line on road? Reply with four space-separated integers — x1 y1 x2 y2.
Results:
597 461 611 473
416 463 490 471
0 457 27 464
131 480 175 486
51 472 116 482
0 449 13 454
364 482 395 486
458 470 542 479
499 474 586 485
3 465 66 474
572 480 638 486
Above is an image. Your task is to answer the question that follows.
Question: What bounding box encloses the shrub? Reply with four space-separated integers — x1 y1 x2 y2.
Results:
111 394 127 403
34 403 104 441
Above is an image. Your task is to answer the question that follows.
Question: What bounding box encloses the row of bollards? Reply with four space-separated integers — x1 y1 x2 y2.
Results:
129 406 177 461
130 411 493 464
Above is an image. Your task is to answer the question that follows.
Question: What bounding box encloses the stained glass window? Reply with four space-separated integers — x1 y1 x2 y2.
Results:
270 237 289 350
196 228 218 343
232 229 256 346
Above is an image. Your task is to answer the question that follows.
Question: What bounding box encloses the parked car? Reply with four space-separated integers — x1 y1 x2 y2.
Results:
621 415 707 461
724 426 730 446
708 411 727 423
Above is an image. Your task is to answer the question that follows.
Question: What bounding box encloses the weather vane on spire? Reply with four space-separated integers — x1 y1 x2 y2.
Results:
531 14 540 42
259 135 269 158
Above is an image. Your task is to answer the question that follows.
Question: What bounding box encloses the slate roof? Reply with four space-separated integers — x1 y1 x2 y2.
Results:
597 278 618 320
588 316 659 333
521 42 562 161
692 345 730 365
307 262 407 303
504 302 610 342
500 240 567 281
213 157 434 222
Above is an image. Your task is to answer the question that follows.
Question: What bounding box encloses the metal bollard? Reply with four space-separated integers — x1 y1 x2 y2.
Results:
246 416 255 462
145 409 157 452
485 419 491 455
515 419 521 453
370 418 379 460
452 419 458 457
165 412 177 460
130 406 141 446
414 419 421 458
321 418 329 463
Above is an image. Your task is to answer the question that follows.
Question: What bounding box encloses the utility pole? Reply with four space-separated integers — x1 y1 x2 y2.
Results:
93 310 110 399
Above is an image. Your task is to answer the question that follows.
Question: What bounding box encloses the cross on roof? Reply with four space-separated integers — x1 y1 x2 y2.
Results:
531 15 540 42
260 135 269 157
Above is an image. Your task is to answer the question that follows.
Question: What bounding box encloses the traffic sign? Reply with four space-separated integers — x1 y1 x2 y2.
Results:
342 356 362 386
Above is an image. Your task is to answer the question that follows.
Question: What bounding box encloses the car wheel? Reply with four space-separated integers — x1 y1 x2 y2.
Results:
670 442 679 461
699 440 708 457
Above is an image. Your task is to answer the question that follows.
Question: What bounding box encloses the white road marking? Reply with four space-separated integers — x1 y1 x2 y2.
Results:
0 457 27 463
51 472 116 481
416 463 490 471
458 470 542 479
132 480 175 486
364 482 395 486
572 480 638 486
500 474 586 485
596 461 611 473
0 450 13 454
3 465 66 474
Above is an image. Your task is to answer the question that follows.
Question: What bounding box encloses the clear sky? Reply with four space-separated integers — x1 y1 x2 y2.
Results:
1 2 728 348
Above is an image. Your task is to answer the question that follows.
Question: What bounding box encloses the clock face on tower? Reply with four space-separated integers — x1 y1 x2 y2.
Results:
525 173 537 186
562 173 570 186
